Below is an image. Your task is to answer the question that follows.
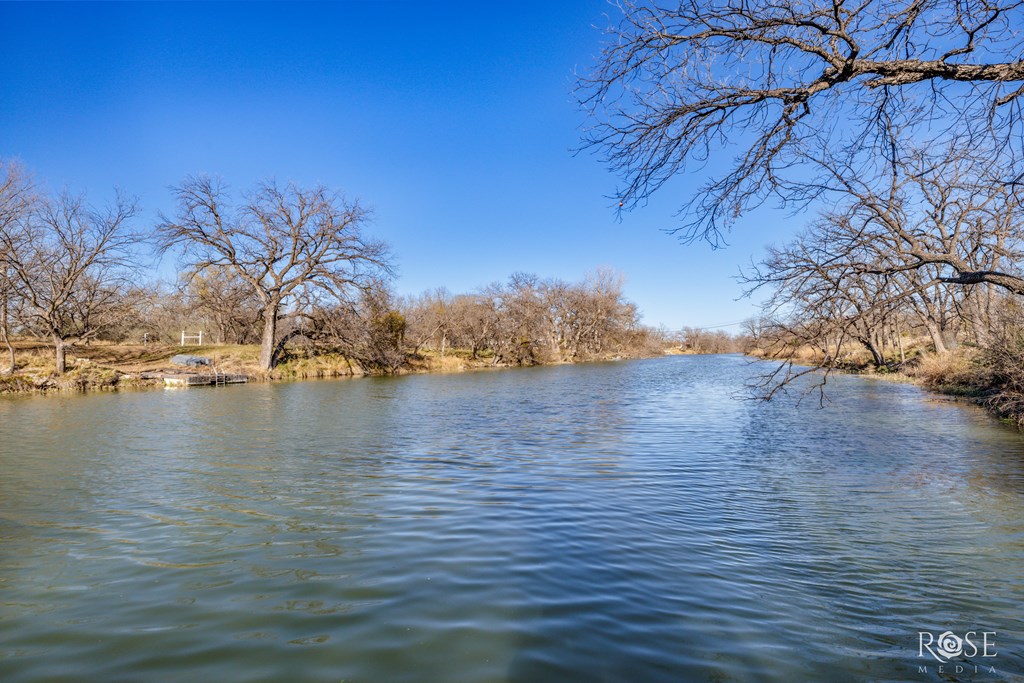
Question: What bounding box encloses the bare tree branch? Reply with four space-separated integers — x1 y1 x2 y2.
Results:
580 0 1024 242
156 176 394 370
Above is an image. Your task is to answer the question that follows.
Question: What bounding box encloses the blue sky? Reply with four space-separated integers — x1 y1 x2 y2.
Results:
0 1 782 330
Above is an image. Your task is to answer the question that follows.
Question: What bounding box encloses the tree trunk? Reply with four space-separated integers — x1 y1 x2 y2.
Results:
925 321 948 354
3 337 12 374
966 289 989 345
895 319 906 365
259 306 278 370
858 336 885 367
54 336 67 374
272 328 306 367
970 315 989 346
0 292 13 374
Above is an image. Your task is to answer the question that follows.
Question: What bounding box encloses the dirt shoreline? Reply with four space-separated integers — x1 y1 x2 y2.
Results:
0 343 672 396
5 347 1017 430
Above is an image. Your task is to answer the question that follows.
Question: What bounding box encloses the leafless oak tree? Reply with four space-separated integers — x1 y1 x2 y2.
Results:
581 0 1024 242
0 188 139 374
740 138 1024 394
157 177 393 370
402 288 455 357
0 161 36 374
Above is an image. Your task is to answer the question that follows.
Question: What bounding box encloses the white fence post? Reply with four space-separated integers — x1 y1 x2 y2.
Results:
180 331 204 347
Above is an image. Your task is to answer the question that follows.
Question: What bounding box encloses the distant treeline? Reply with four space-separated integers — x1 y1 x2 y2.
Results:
669 327 748 355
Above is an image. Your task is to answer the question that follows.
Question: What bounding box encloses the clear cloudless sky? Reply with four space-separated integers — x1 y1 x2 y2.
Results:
0 1 791 330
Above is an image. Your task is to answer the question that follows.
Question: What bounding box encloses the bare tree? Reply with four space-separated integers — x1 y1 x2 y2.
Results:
360 288 408 373
0 273 18 374
0 161 36 374
799 141 1024 295
446 293 500 360
677 326 739 354
0 188 139 374
494 273 553 365
547 268 643 359
185 266 262 344
739 137 1024 396
445 270 653 365
157 177 393 370
316 283 407 373
581 0 1024 242
401 288 455 356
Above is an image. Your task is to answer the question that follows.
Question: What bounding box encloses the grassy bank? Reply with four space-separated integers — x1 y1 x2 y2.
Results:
0 341 670 395
0 342 372 394
10 339 1020 429
749 340 1024 428
895 346 1024 427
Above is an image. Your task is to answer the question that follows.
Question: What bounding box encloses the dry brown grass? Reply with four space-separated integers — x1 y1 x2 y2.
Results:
407 349 499 373
9 341 207 374
423 354 471 373
904 349 981 391
2 337 669 394
272 350 364 379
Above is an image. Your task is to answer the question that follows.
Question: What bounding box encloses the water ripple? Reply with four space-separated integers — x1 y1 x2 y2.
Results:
1 356 1023 681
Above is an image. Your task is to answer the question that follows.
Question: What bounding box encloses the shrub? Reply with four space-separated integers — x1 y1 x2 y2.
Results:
980 331 1024 426
908 350 980 391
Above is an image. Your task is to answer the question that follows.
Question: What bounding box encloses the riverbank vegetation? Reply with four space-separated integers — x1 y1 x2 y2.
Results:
737 145 1024 424
0 162 679 392
746 323 1024 425
0 276 673 392
582 0 1024 425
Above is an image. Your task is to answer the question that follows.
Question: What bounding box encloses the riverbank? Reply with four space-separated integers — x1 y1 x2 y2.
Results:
749 343 1024 428
880 348 1024 427
8 341 1020 430
0 341 671 395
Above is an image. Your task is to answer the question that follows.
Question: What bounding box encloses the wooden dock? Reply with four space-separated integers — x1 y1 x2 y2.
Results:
160 373 249 387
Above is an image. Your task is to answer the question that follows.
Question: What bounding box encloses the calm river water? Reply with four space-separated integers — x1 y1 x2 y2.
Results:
1 355 1023 682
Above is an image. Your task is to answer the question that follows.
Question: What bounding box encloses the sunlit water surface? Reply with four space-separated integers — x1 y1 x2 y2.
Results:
1 355 1023 682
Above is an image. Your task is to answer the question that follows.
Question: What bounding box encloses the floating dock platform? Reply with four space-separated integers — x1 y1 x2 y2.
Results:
160 373 249 387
